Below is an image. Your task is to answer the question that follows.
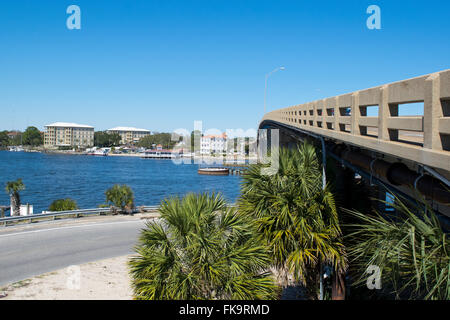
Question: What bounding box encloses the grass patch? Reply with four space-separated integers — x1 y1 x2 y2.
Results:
11 279 32 288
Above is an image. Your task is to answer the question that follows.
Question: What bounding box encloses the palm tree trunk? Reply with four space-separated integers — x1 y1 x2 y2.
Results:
10 193 21 216
331 270 346 300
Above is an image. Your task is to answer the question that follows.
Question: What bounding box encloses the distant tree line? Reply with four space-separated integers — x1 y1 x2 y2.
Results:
0 127 43 147
94 131 121 148
137 132 182 149
0 131 9 147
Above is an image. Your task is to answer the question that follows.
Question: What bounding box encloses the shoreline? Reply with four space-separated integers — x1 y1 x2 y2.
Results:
10 149 257 162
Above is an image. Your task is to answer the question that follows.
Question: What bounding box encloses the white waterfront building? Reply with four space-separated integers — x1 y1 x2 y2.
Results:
106 127 151 145
200 133 228 155
44 122 94 148
199 133 253 156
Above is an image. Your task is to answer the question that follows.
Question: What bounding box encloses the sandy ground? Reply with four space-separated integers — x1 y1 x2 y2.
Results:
0 252 305 300
0 255 134 300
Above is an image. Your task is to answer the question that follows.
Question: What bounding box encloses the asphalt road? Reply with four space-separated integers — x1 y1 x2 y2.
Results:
0 217 146 286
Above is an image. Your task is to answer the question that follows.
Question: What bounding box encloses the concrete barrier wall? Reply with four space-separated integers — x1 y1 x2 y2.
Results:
262 70 450 172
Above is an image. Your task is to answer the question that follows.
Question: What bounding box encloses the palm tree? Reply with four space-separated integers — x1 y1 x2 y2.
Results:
345 194 450 300
129 193 277 300
5 179 25 216
238 142 346 299
105 184 134 214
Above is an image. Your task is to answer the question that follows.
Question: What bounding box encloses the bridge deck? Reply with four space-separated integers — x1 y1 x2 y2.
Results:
261 70 450 172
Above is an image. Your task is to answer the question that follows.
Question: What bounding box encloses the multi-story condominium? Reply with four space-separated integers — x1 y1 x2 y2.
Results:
200 133 228 155
106 127 150 145
44 122 94 148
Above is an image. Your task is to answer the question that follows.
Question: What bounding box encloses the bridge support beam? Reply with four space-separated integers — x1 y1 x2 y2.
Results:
332 146 450 206
278 131 299 149
330 162 353 300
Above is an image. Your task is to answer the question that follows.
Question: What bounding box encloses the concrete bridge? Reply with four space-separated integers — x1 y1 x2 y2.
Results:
259 69 450 218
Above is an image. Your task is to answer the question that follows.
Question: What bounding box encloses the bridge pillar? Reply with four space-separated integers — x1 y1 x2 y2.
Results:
379 85 399 141
330 163 354 300
334 97 340 133
278 130 299 149
377 185 387 212
424 73 449 151
351 92 366 135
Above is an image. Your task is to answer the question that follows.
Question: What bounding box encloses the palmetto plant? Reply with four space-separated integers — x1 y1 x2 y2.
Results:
49 198 78 211
238 142 346 298
5 179 25 216
105 184 134 214
345 195 450 300
129 193 277 300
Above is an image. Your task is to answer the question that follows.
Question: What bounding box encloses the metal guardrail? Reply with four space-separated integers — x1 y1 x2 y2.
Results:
0 205 160 226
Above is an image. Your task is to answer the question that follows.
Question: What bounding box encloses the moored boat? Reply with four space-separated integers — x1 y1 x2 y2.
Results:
8 146 24 152
87 150 108 156
197 167 230 175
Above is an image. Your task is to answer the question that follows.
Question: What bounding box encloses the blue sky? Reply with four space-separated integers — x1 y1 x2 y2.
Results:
0 0 449 133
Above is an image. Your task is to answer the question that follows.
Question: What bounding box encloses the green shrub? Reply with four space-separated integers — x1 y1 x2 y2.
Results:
238 143 346 298
58 146 72 151
345 195 450 300
49 198 78 211
105 184 134 213
129 193 277 300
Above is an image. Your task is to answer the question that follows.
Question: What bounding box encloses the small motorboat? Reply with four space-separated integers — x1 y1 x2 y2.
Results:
197 167 230 176
8 146 24 152
87 150 108 156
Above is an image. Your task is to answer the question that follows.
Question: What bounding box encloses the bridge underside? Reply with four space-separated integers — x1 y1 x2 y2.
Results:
259 119 450 221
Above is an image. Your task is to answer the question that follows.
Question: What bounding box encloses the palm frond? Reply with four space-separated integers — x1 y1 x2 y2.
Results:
129 192 277 300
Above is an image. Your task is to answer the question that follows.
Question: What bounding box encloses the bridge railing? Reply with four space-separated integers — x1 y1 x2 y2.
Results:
262 69 450 172
0 206 160 226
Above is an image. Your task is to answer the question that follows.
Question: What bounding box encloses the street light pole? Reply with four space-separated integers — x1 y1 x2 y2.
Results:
264 66 285 115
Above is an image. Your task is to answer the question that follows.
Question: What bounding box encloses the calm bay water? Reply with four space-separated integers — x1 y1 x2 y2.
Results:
0 151 242 215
